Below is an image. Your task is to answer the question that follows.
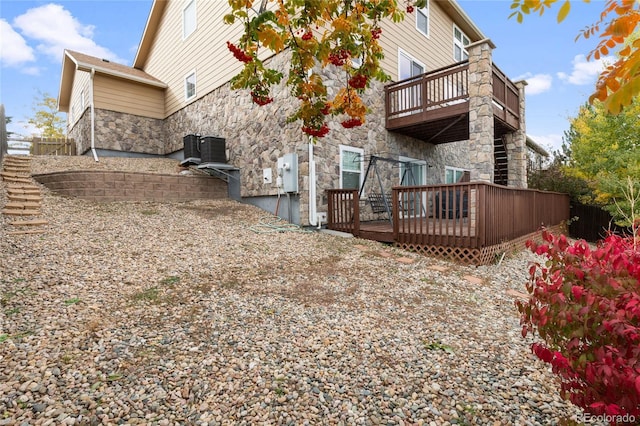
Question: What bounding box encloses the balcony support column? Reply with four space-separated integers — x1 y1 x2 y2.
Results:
505 80 528 188
467 39 495 183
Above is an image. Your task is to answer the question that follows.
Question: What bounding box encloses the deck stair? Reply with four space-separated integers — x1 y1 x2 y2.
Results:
494 137 508 186
1 156 48 234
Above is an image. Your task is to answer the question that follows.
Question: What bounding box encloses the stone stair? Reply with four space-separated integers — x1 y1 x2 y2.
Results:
1 156 48 235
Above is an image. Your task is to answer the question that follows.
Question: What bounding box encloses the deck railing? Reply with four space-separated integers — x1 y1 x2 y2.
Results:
385 62 520 128
326 189 360 236
385 62 469 124
491 65 521 128
327 183 569 249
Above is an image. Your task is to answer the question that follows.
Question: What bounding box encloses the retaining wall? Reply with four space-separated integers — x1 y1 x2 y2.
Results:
33 171 227 203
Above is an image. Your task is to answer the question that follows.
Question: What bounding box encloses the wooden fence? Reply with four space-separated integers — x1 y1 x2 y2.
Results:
31 137 76 156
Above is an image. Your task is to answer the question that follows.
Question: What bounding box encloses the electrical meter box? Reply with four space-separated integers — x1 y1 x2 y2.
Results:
277 153 298 193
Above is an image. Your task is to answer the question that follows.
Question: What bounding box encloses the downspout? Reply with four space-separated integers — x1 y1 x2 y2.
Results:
308 137 318 227
90 68 99 162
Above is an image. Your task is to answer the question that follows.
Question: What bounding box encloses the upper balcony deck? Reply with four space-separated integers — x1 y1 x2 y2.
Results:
384 61 521 144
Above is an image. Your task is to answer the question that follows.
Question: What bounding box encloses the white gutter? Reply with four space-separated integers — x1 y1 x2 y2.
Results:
90 68 99 162
308 137 318 227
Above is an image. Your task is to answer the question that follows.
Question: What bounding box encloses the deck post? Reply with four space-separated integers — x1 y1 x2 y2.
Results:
467 39 496 184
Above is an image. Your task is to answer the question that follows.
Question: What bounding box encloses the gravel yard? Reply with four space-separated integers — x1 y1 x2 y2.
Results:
0 156 585 425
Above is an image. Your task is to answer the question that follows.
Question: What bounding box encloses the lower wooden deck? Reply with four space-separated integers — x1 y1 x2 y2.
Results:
356 217 476 244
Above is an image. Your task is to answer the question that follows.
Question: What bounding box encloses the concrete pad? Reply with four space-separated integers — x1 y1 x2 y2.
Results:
319 229 354 238
463 275 484 285
427 265 449 272
506 289 529 300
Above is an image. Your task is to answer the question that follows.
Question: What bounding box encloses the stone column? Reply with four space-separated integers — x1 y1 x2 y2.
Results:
505 80 528 188
467 39 495 183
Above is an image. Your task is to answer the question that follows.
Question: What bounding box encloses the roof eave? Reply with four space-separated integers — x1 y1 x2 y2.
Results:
57 50 78 112
440 0 486 42
133 0 168 69
75 61 168 88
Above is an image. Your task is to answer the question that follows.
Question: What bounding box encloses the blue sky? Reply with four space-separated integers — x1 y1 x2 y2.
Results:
1 0 612 154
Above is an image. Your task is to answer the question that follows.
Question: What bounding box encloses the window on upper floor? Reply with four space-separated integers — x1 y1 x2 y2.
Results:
183 0 197 39
339 145 364 190
416 1 429 37
453 25 470 62
398 49 425 80
185 70 196 101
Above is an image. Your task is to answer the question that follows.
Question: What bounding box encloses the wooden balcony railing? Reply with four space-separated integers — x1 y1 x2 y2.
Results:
327 183 569 250
491 65 520 130
385 62 520 134
385 62 469 127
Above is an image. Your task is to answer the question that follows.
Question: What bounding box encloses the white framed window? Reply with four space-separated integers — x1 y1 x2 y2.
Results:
398 49 425 80
183 0 197 39
399 156 427 217
453 25 470 62
416 1 429 37
445 166 469 184
339 145 364 190
184 70 196 101
399 156 427 186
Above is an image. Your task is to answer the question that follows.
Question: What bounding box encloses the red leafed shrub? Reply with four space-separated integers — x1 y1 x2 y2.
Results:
518 230 640 424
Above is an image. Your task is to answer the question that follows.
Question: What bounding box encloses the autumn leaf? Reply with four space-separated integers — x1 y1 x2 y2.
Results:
557 0 571 22
257 26 285 53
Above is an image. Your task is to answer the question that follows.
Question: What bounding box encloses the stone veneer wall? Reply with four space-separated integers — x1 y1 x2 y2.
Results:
68 109 92 155
33 171 227 202
163 51 472 225
68 108 165 156
466 40 495 183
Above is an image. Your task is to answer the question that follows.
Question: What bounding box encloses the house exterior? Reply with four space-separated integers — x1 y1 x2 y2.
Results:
58 0 529 226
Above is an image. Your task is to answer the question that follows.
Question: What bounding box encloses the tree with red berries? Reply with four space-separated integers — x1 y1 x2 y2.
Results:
224 0 425 137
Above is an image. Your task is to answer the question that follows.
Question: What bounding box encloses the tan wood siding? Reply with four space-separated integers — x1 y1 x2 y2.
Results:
68 71 91 127
140 1 482 116
141 0 249 117
93 75 165 119
379 1 476 81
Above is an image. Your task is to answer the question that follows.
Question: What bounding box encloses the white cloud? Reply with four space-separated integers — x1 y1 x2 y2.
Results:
0 19 35 67
514 72 553 95
557 54 614 86
13 3 124 64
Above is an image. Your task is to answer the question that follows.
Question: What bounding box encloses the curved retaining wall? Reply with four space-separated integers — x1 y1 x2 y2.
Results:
33 170 227 203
